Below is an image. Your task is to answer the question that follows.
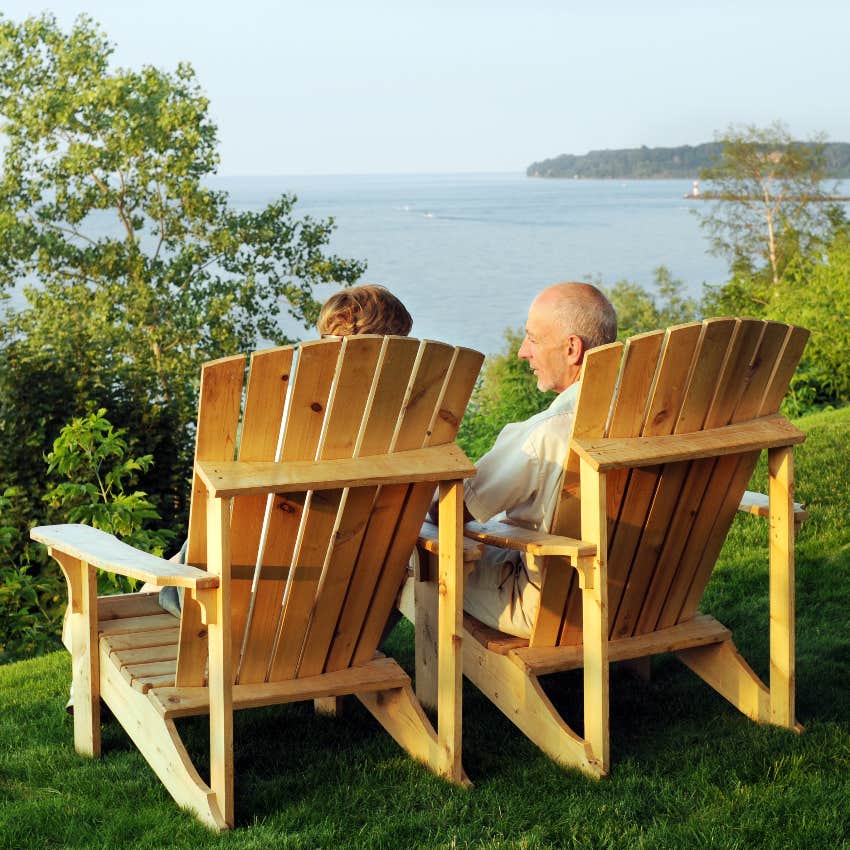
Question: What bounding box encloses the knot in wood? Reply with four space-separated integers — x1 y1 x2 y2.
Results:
281 373 289 382
438 408 459 427
311 402 323 413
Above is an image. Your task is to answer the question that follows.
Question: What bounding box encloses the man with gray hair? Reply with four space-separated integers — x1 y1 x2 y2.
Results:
462 281 617 637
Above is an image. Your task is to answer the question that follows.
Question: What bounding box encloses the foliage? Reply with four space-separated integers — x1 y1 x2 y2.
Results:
0 13 364 607
696 122 842 288
767 233 850 414
605 266 699 338
43 409 175 572
2 404 849 846
457 328 553 461
0 487 64 662
527 140 850 179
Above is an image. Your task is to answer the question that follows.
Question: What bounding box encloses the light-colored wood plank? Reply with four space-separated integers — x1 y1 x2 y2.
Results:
30 526 219 588
52 552 101 758
185 353 246 568
99 612 183 635
351 344 480 666
238 339 342 684
655 319 767 628
768 445 797 729
229 346 295 673
197 443 477 498
529 554 571 648
436 479 464 782
463 612 530 655
572 415 804 472
103 627 180 652
463 630 603 778
269 337 387 680
111 644 178 667
326 341 455 671
298 338 420 678
206 494 234 829
180 353 245 688
675 640 770 722
608 324 705 639
98 591 165 620
462 520 595 559
738 490 807 523
553 341 624 644
510 614 731 676
418 520 484 560
579 458 609 774
99 643 227 831
632 321 739 634
151 656 411 718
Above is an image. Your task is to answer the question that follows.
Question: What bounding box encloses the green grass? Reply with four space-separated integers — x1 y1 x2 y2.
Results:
2 408 850 849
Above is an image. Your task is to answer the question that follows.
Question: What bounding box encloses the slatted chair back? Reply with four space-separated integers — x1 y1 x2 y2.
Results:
175 335 483 686
532 318 809 649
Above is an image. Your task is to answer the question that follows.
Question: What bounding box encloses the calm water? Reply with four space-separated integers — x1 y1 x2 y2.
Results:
214 173 728 354
15 172 832 356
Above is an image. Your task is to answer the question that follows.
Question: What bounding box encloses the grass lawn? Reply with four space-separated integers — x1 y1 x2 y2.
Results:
1 406 849 849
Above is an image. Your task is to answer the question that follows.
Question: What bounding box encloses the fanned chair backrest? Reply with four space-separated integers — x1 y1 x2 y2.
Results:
532 318 808 648
175 336 483 685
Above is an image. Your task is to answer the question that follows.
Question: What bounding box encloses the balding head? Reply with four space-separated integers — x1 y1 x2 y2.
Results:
518 282 617 393
535 282 618 350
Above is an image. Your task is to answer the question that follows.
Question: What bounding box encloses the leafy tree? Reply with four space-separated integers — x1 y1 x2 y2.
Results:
0 14 364 541
697 122 842 290
606 266 699 338
44 409 175 573
768 233 850 413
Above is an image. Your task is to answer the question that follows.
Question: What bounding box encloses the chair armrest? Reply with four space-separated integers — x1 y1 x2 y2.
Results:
418 520 485 561
462 520 596 560
738 490 808 523
571 414 805 472
196 443 476 498
30 524 219 590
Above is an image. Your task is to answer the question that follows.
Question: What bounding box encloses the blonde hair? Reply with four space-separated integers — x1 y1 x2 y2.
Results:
317 284 413 337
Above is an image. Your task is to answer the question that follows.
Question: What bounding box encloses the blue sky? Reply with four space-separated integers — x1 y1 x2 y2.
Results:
3 0 849 175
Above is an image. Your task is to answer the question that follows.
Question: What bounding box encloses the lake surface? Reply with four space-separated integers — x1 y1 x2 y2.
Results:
214 173 729 354
15 173 845 356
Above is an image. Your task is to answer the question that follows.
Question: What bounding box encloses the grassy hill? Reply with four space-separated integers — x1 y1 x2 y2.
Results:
1 406 849 848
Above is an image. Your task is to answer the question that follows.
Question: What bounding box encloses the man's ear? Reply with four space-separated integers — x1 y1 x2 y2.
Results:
565 333 585 365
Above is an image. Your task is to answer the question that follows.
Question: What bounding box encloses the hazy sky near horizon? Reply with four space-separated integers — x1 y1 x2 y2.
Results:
3 0 848 175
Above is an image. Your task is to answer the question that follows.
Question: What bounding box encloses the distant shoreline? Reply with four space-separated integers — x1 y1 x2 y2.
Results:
527 142 850 180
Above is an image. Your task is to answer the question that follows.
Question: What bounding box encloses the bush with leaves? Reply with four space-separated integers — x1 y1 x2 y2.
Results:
43 409 175 592
0 487 64 662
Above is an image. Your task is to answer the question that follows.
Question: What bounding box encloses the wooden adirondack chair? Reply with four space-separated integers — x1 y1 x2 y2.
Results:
31 335 483 830
409 318 808 779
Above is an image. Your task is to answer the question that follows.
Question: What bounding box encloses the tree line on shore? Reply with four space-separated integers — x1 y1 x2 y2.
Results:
1 14 848 661
527 140 850 180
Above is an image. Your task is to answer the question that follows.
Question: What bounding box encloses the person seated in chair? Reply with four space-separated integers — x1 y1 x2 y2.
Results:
460 282 617 637
156 283 413 617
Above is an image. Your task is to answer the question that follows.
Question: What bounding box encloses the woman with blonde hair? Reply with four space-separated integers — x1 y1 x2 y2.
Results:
317 283 412 337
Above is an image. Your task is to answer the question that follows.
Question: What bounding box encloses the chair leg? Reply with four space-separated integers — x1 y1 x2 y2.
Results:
676 639 773 723
99 650 229 831
53 552 101 758
464 636 605 778
314 696 345 717
357 682 471 787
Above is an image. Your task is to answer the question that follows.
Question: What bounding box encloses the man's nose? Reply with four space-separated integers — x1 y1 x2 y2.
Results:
518 339 530 359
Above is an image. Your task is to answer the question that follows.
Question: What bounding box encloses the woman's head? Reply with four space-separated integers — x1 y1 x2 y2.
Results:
317 284 413 337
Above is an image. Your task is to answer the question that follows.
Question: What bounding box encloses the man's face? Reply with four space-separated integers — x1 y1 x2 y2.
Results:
517 297 578 393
